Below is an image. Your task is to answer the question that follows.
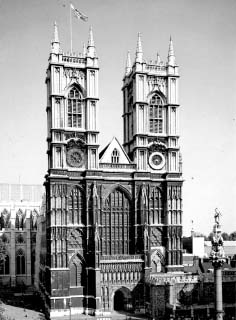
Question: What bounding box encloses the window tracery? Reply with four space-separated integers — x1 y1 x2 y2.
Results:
16 248 25 274
69 255 85 287
111 148 120 164
149 187 164 224
68 187 85 225
101 189 131 255
67 87 83 128
149 94 164 133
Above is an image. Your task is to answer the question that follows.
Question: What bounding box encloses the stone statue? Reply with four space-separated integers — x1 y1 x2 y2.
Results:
214 208 221 226
210 209 225 264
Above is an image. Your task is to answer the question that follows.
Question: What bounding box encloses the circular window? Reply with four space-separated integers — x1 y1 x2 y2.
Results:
149 152 165 170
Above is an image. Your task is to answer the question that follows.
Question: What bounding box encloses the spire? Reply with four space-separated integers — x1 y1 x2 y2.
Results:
87 26 96 57
125 51 132 75
51 21 60 54
83 43 86 57
157 52 161 64
88 26 94 47
135 32 143 63
53 21 59 43
167 36 176 66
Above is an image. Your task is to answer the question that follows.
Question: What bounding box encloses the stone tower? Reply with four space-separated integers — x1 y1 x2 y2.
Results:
122 34 183 273
41 25 184 319
46 22 99 173
43 22 100 318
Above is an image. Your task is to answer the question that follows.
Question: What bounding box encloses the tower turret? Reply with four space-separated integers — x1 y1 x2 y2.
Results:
51 21 60 54
167 36 176 66
83 42 86 57
135 32 143 63
125 51 132 75
87 26 96 58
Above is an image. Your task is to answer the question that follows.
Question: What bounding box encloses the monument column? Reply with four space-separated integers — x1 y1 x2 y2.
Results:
210 209 225 320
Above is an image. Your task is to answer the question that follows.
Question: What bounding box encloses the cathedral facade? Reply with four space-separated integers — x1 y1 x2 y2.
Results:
40 23 183 318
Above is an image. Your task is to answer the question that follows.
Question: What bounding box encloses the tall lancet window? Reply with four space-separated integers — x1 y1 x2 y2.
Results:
101 189 131 255
149 94 164 134
67 87 83 128
68 186 85 225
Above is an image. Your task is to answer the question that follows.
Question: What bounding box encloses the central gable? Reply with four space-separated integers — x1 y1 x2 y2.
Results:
99 137 131 164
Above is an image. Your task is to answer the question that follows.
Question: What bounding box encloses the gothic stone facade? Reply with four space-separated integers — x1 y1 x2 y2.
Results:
41 24 183 318
0 183 43 288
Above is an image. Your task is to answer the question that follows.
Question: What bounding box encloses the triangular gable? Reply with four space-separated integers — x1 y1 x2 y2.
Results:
99 137 131 164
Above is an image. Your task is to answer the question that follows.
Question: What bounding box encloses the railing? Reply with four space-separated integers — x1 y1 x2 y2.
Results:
62 56 85 64
146 65 166 72
100 255 143 261
148 274 199 285
100 163 136 170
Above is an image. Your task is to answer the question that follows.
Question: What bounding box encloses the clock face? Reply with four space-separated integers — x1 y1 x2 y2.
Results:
149 152 165 170
66 148 84 167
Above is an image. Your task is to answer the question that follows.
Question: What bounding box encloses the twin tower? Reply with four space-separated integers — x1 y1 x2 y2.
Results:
40 23 183 318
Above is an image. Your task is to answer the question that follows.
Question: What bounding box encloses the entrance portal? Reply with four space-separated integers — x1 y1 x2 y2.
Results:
114 290 124 311
113 287 133 312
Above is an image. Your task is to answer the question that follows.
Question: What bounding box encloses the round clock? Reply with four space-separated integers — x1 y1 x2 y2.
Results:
66 148 84 167
149 152 165 170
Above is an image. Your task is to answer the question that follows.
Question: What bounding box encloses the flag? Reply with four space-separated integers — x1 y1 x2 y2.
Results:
70 3 88 22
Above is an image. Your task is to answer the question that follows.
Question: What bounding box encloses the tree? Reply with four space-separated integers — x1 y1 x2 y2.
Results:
229 231 236 241
221 232 230 240
207 232 214 241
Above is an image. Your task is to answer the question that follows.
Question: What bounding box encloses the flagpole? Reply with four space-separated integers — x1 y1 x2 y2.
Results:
70 4 73 52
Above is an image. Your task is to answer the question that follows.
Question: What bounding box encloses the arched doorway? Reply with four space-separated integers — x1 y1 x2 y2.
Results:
113 287 133 312
114 290 124 311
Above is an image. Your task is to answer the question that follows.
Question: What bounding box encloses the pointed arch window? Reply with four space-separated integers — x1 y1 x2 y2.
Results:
149 94 164 133
101 189 131 255
111 148 120 164
16 249 25 274
149 187 164 224
70 256 85 287
68 187 85 225
67 87 83 128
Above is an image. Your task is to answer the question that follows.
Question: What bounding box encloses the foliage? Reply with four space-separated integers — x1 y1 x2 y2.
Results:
229 231 236 241
206 232 214 241
221 232 230 240
206 231 236 241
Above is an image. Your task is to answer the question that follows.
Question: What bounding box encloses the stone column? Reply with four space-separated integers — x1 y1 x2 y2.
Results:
209 209 225 320
214 265 224 320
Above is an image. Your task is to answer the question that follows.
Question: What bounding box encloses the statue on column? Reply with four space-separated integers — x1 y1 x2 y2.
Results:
210 208 225 266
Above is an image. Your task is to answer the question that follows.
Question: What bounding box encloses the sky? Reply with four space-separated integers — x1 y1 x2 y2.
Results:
0 0 235 236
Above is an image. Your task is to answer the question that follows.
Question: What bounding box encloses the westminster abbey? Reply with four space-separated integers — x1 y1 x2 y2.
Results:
39 23 183 319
